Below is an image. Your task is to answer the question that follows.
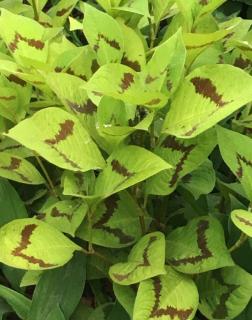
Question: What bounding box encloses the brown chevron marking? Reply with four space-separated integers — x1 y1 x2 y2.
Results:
12 224 55 268
66 99 97 115
0 144 21 152
121 55 141 72
235 214 252 227
199 0 208 4
111 159 134 178
45 120 74 145
94 33 121 52
56 5 73 16
93 195 134 244
7 74 26 87
169 220 213 266
234 55 251 69
212 271 239 319
120 73 135 93
162 136 196 187
191 77 230 107
51 207 72 221
145 98 161 106
236 153 252 178
9 32 45 53
1 157 31 182
112 236 157 281
145 74 159 84
0 95 16 101
47 144 81 169
150 277 193 319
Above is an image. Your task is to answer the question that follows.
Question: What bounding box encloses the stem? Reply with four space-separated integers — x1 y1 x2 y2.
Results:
34 154 59 199
148 17 156 49
87 208 94 253
229 233 248 253
31 0 39 21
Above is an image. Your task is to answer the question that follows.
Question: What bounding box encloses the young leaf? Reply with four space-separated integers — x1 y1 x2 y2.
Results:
6 107 105 172
109 232 166 285
0 152 45 185
163 65 252 138
27 252 86 320
166 216 234 274
217 126 252 201
133 266 199 320
231 209 252 237
0 218 81 270
94 145 172 198
83 3 124 65
77 191 150 248
197 266 252 320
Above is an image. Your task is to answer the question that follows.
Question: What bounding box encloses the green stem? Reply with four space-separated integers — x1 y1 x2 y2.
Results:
229 232 248 253
31 0 39 21
148 17 156 49
87 207 94 253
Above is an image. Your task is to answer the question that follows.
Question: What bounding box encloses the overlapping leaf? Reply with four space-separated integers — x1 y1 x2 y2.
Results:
0 218 81 270
197 266 252 320
133 266 199 320
166 216 234 274
231 209 252 237
217 126 252 201
109 232 166 285
146 130 216 195
6 107 105 172
163 65 252 138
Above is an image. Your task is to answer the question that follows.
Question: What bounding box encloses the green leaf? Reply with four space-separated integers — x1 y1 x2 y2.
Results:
62 171 95 198
83 3 124 65
77 191 150 248
0 284 31 319
85 63 168 109
217 126 252 201
6 107 105 172
20 270 43 287
38 200 88 236
27 252 86 320
146 129 216 195
231 209 252 237
0 152 44 184
109 231 166 285
47 0 78 27
113 284 136 318
163 65 252 138
94 145 172 198
166 216 234 274
0 178 27 227
0 218 81 270
197 266 252 320
133 266 199 320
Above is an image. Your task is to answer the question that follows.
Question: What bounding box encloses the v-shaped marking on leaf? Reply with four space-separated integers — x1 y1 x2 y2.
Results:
12 224 55 268
150 277 193 319
236 153 252 178
168 220 213 266
1 157 31 182
9 32 45 53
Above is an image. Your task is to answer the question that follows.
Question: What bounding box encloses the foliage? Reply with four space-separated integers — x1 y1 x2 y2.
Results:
1 0 252 319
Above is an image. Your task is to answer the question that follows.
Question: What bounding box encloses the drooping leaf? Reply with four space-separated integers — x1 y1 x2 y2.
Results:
0 152 45 185
6 107 105 172
163 65 252 138
133 266 199 320
217 126 252 201
231 209 252 237
94 145 172 198
77 191 150 248
0 218 81 270
109 232 166 285
197 266 252 320
146 129 216 195
166 216 234 274
27 252 86 320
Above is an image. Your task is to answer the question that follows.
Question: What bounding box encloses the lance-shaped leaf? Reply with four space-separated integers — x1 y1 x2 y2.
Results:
47 0 78 27
0 136 33 158
180 160 216 200
94 145 172 198
85 64 168 109
37 200 88 236
133 266 199 320
163 64 252 138
0 152 45 185
143 29 186 95
0 218 81 270
83 3 124 65
109 232 166 285
77 191 150 248
217 126 252 201
146 130 216 195
166 216 234 274
197 266 252 320
62 170 95 198
231 209 252 237
6 107 105 172
0 9 48 65
113 284 136 318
